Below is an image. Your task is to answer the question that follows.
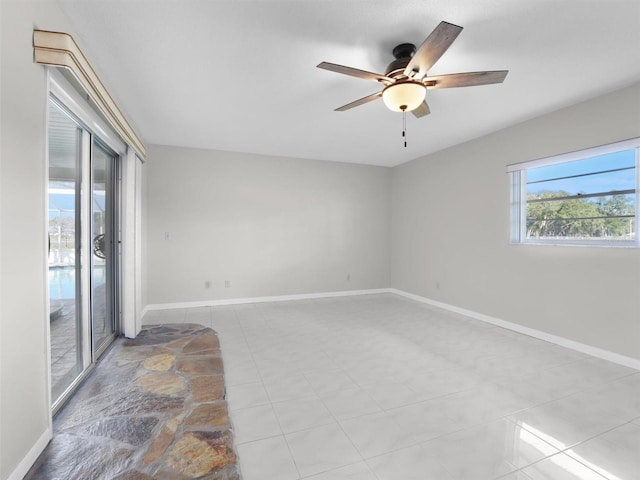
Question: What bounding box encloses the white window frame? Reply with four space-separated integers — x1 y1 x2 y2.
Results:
508 138 640 247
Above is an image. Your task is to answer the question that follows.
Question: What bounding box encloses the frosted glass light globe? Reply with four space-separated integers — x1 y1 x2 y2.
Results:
382 82 426 112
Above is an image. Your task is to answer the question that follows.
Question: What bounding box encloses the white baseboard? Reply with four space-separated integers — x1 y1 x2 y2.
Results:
142 288 393 313
7 428 51 480
389 288 640 371
141 287 639 371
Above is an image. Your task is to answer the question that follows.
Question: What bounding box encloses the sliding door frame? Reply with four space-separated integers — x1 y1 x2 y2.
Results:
47 68 127 414
91 136 121 360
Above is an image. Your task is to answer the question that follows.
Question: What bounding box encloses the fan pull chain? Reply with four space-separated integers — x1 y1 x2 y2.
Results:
402 110 407 148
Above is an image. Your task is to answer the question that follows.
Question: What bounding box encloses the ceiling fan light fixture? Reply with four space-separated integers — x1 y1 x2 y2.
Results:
382 81 426 113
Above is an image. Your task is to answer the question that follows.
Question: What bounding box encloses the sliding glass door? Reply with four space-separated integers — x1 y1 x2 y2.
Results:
48 97 120 410
48 100 85 403
91 140 118 354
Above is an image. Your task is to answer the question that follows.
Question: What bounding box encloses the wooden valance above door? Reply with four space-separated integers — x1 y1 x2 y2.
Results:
34 30 146 159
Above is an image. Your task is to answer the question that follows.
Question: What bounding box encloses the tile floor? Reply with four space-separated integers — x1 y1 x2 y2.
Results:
142 293 640 480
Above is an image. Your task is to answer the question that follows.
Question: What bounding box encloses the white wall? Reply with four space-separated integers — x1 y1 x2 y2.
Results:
0 3 636 476
391 83 640 361
0 1 77 478
145 145 390 305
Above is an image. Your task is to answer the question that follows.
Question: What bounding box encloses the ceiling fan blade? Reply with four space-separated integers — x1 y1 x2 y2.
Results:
404 21 463 79
318 62 392 84
335 91 383 111
427 70 509 88
412 100 431 118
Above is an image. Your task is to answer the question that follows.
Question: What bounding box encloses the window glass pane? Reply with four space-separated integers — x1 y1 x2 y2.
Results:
527 149 635 184
526 193 635 240
527 167 635 197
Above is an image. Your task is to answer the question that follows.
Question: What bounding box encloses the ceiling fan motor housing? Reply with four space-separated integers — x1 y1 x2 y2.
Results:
385 43 416 77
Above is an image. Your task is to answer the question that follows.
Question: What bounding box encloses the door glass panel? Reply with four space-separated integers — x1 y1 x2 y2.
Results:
48 85 121 412
48 101 83 402
92 141 116 351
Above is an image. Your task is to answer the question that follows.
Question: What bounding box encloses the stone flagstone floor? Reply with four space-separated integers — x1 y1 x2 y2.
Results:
26 324 241 480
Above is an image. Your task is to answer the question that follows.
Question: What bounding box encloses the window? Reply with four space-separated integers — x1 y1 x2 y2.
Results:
508 138 639 247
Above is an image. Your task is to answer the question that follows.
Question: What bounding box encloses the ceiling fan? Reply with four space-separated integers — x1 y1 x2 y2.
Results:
317 21 508 118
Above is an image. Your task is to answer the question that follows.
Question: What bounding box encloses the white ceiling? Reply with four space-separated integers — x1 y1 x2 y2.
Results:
56 0 640 167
